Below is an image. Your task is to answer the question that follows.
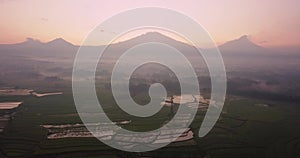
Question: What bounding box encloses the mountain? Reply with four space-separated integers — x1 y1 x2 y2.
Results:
0 32 299 86
116 32 186 46
1 37 74 48
0 33 276 58
0 32 297 64
96 32 204 66
218 35 270 56
108 32 196 52
46 38 75 47
114 33 275 58
220 35 259 49
18 38 44 47
0 37 77 58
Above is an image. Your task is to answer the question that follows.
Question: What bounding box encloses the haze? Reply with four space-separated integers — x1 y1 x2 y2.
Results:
1 0 300 47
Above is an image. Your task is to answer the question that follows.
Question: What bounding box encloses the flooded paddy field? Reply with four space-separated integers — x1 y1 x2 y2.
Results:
0 87 63 97
0 102 23 133
0 102 22 110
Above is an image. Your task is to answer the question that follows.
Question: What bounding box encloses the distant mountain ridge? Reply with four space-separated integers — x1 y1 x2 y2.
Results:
0 37 77 58
0 32 297 59
218 35 272 56
0 32 262 50
219 35 262 51
46 38 74 47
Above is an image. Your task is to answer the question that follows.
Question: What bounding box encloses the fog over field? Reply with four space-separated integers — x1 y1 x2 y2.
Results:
1 32 299 101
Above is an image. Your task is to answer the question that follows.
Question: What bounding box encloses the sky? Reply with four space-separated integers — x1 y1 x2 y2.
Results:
0 0 299 47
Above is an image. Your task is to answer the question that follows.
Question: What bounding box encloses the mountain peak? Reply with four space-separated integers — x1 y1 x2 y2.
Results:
23 37 42 44
219 35 262 52
117 31 185 47
135 32 174 40
25 37 40 42
239 35 249 40
16 37 43 47
46 38 74 46
233 35 252 44
143 31 167 36
51 37 65 41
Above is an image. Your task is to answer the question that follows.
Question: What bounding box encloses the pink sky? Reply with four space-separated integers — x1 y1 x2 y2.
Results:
0 0 299 47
